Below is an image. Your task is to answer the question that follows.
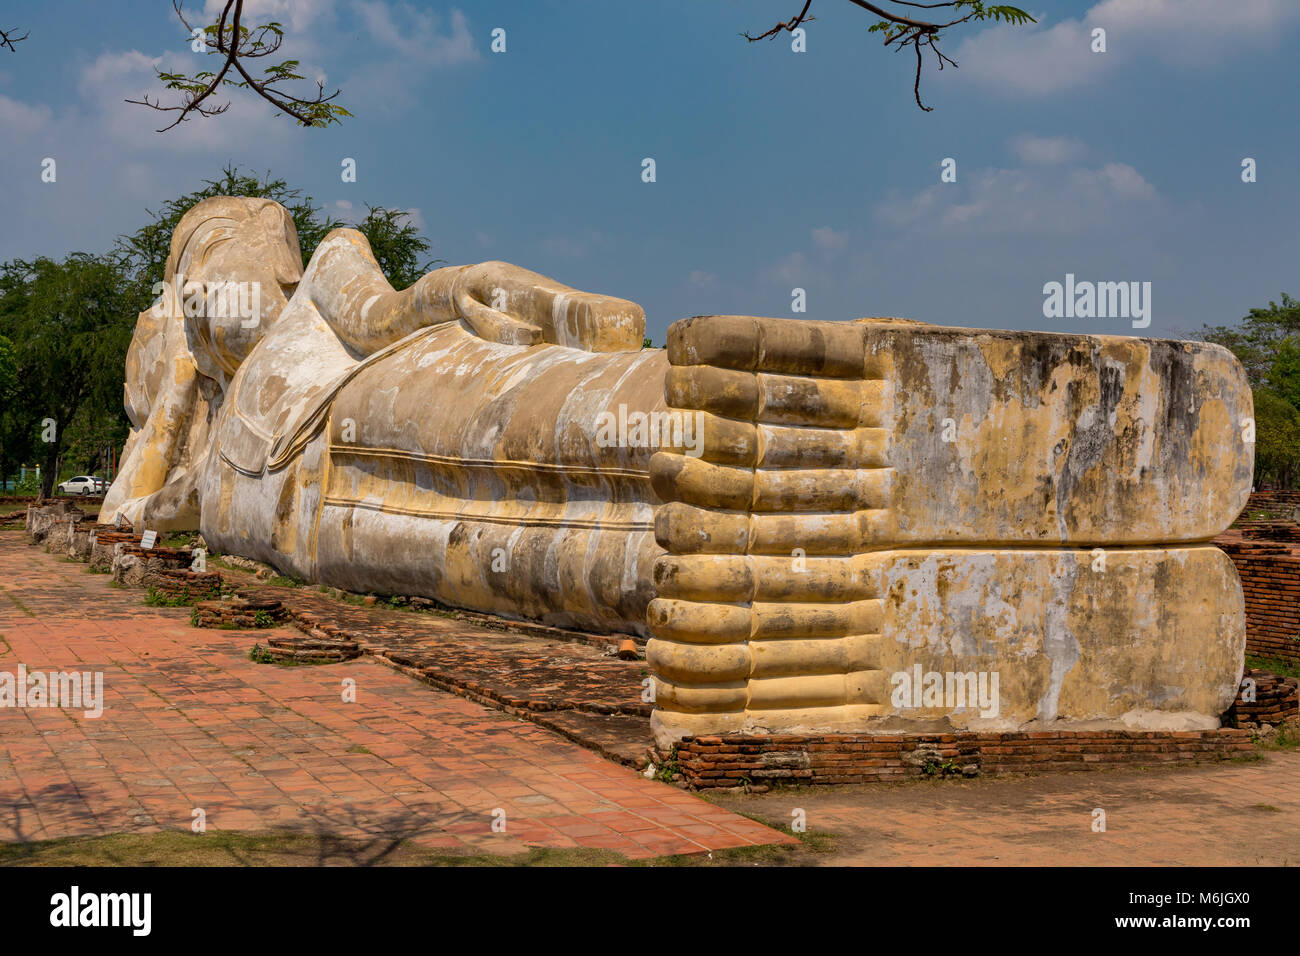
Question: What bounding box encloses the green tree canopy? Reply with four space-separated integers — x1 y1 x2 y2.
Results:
1 167 441 494
1203 294 1300 391
114 164 342 306
0 254 135 496
1265 334 1300 411
115 163 439 297
1204 295 1300 489
351 205 440 291
1253 388 1300 490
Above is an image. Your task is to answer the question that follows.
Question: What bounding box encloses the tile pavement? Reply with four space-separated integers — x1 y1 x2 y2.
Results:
0 534 792 860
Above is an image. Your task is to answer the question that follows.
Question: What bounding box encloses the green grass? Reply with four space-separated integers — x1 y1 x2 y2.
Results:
0 830 624 867
248 644 277 664
144 587 196 608
646 806 836 866
654 746 680 784
1246 654 1300 681
1257 721 1300 751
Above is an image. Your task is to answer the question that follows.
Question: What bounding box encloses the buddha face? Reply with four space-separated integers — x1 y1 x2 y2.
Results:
160 197 305 386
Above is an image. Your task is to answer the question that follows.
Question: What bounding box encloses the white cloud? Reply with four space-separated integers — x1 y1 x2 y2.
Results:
1090 0 1300 59
953 0 1300 96
811 225 849 249
688 269 718 286
403 206 426 231
185 2 337 101
1071 162 1156 200
1009 133 1085 165
760 229 851 294
202 0 336 33
764 251 807 286
875 161 1158 237
74 49 295 151
540 230 604 259
0 93 51 135
356 3 477 66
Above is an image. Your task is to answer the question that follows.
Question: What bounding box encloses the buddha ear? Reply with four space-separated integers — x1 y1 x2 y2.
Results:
164 217 203 283
258 202 305 286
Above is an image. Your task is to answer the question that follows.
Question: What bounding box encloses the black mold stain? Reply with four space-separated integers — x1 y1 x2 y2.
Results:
1056 350 1126 532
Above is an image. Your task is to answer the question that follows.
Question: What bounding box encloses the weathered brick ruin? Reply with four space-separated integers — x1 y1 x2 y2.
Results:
111 541 222 600
661 730 1256 789
256 633 363 663
1227 668 1300 728
24 502 224 601
1216 541 1300 665
192 594 287 628
1214 495 1300 666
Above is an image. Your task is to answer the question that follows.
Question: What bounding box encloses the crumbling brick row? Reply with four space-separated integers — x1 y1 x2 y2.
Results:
661 729 1256 790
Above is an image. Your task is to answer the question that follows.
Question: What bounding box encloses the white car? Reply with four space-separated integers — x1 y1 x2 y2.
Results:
57 476 106 496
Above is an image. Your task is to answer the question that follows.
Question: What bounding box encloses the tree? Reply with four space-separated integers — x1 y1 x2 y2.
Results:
59 402 129 478
1205 297 1300 489
0 334 20 489
115 164 341 303
129 1 350 131
1265 335 1300 411
7 1 1037 126
351 206 440 291
0 26 26 51
1203 294 1300 391
1253 389 1300 490
116 164 438 293
0 335 15 407
0 168 437 498
0 255 135 498
746 1 1034 111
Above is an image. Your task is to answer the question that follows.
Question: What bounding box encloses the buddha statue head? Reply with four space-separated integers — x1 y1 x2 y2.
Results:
158 196 304 384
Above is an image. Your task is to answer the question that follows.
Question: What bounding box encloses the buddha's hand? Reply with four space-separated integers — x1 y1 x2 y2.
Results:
438 261 646 352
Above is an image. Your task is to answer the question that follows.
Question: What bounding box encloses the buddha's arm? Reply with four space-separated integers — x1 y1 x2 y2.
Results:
306 229 646 355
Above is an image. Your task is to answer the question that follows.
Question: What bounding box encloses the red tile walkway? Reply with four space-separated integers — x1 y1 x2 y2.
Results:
0 534 791 859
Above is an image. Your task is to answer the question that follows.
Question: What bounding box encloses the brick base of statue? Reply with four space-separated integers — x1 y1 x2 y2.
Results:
658 729 1257 790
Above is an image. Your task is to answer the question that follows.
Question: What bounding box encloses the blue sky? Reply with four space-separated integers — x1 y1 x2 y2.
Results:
1 0 1297 344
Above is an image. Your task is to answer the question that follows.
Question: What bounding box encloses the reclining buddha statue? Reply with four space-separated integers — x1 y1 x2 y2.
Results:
104 197 1254 746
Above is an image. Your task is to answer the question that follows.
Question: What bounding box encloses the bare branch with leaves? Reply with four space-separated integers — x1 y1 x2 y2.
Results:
127 0 351 132
0 27 28 52
746 0 1035 111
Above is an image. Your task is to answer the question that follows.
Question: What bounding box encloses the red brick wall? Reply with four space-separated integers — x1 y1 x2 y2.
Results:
147 568 223 602
662 730 1254 790
1217 541 1300 664
1240 491 1300 516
